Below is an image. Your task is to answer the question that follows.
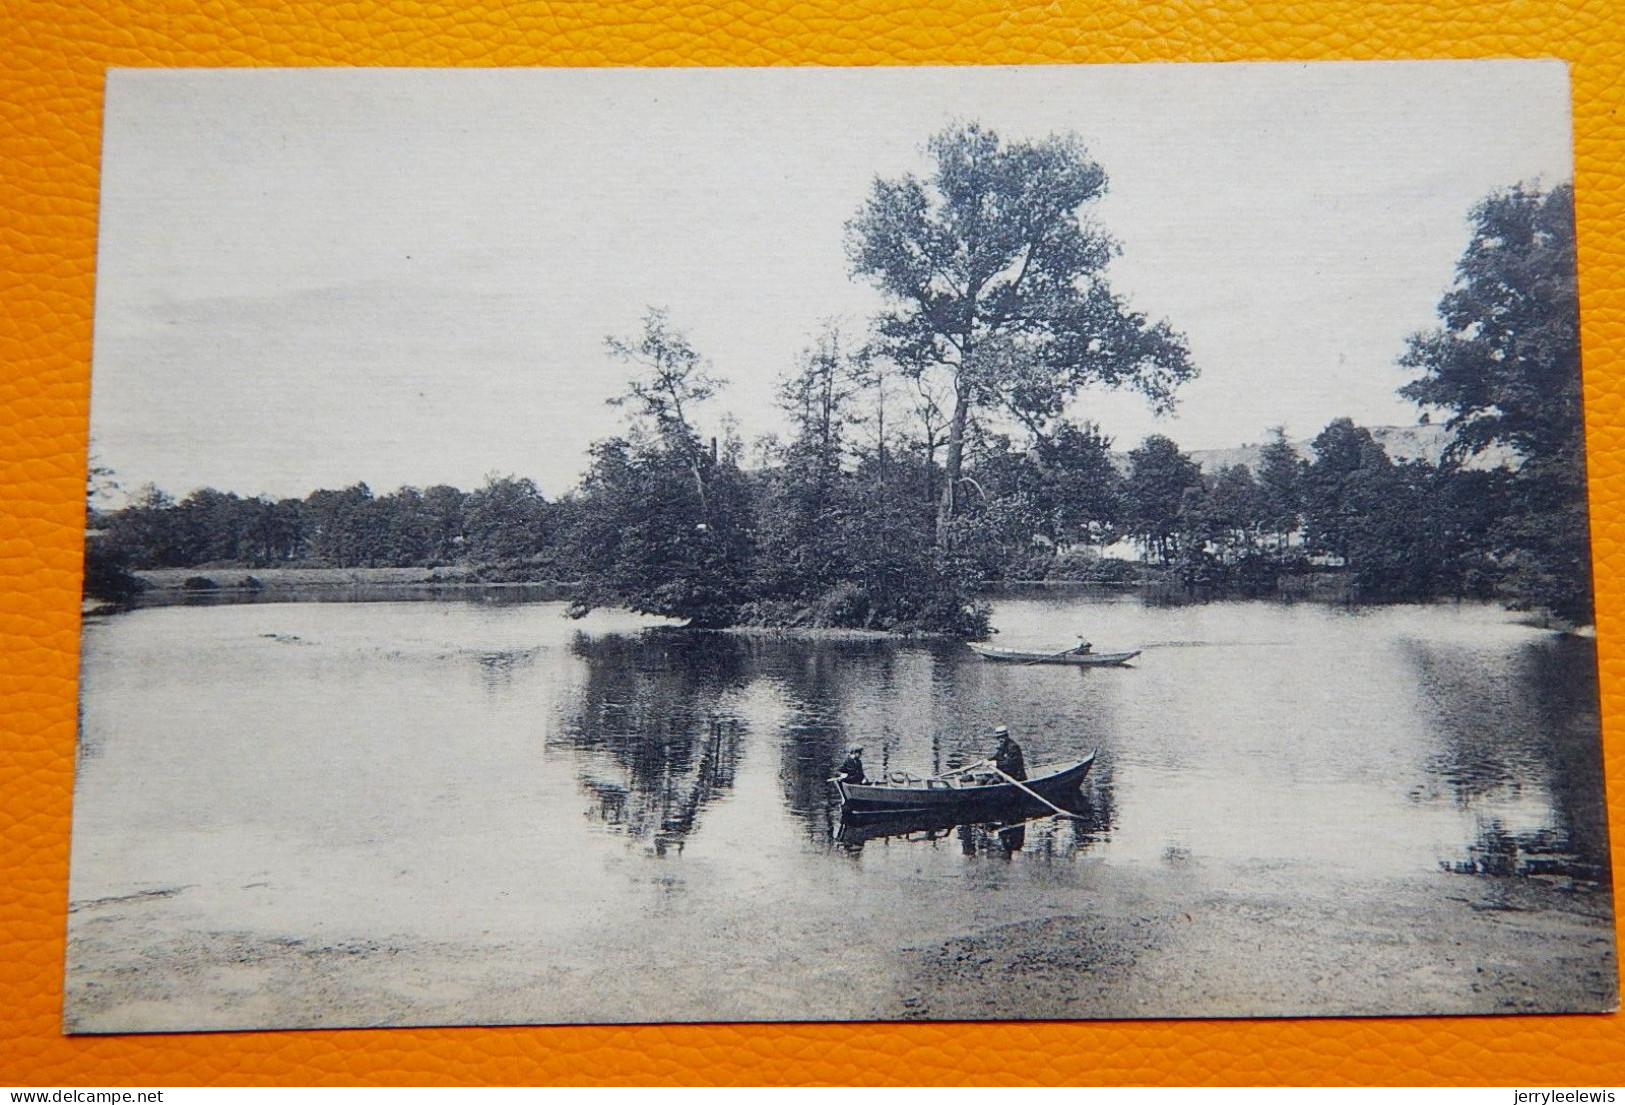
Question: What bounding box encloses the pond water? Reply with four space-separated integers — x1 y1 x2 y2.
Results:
67 591 1614 1027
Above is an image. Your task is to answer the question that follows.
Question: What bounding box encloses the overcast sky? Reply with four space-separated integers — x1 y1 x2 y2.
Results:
90 61 1574 502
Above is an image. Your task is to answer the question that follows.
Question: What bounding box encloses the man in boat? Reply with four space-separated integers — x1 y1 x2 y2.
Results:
991 726 1026 781
1073 637 1093 655
835 744 868 786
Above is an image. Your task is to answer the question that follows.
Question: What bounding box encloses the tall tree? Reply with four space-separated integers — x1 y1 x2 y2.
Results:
303 483 375 567
605 307 721 457
462 475 551 565
569 311 754 627
756 327 871 605
1256 428 1304 554
83 460 143 606
1301 418 1392 564
420 484 468 563
834 455 990 635
567 438 755 627
846 122 1196 543
1400 183 1580 462
1399 183 1591 622
104 484 182 567
1025 419 1123 547
1125 434 1202 564
1205 464 1266 563
777 325 871 474
964 419 1122 556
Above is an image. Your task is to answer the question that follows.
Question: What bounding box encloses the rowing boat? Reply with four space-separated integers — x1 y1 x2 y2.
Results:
968 643 1140 666
835 790 1097 846
833 753 1096 815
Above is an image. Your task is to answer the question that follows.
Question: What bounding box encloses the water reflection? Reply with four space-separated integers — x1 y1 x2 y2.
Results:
473 647 538 692
1076 760 1118 848
1406 632 1610 884
69 591 1618 1028
71 592 1616 1034
760 637 882 834
1444 820 1598 882
835 786 1112 859
533 595 1606 885
758 638 1037 823
550 625 1131 856
556 632 750 854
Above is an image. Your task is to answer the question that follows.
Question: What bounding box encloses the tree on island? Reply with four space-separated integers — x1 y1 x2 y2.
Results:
752 325 871 608
846 122 1197 545
566 309 755 628
1399 182 1591 623
751 324 991 635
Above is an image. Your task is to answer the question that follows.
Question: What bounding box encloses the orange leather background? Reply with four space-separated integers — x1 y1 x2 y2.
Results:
3 0 1624 1087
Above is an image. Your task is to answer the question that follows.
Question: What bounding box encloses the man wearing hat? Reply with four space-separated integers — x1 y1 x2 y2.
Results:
992 725 1026 781
836 744 869 786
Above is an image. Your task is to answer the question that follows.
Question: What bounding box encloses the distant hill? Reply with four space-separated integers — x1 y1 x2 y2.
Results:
1179 424 1516 474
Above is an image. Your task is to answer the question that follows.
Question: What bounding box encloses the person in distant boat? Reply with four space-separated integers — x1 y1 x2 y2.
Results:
991 725 1026 781
1073 637 1093 655
836 744 869 786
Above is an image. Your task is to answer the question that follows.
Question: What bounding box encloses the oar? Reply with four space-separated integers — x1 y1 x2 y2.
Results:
991 766 1088 822
1022 646 1081 666
930 757 992 781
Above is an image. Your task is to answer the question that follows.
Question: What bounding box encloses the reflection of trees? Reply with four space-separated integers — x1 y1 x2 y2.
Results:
555 625 1128 859
775 640 889 828
473 647 538 692
558 631 749 853
1409 635 1609 885
1524 637 1612 884
1441 819 1603 883
761 637 957 839
764 634 1122 849
1074 762 1117 848
1407 641 1525 799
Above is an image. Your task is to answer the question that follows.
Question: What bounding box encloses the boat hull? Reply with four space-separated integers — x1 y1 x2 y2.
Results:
834 754 1096 815
968 644 1140 666
835 789 1097 846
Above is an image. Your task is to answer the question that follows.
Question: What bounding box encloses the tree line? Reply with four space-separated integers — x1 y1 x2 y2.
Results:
95 477 556 577
87 127 1592 630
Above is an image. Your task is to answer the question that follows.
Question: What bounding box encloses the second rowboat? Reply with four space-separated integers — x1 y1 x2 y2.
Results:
968 643 1140 666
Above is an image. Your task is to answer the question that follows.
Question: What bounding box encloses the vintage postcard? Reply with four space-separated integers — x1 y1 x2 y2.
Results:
70 61 1615 1032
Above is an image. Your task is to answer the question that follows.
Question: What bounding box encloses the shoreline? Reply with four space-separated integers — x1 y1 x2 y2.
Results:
109 567 1592 637
132 566 574 591
63 865 1617 1032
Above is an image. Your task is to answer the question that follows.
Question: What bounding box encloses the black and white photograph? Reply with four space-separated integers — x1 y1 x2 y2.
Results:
70 61 1615 1032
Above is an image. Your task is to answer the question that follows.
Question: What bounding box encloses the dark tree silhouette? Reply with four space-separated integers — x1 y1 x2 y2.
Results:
847 123 1196 544
1400 183 1591 623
